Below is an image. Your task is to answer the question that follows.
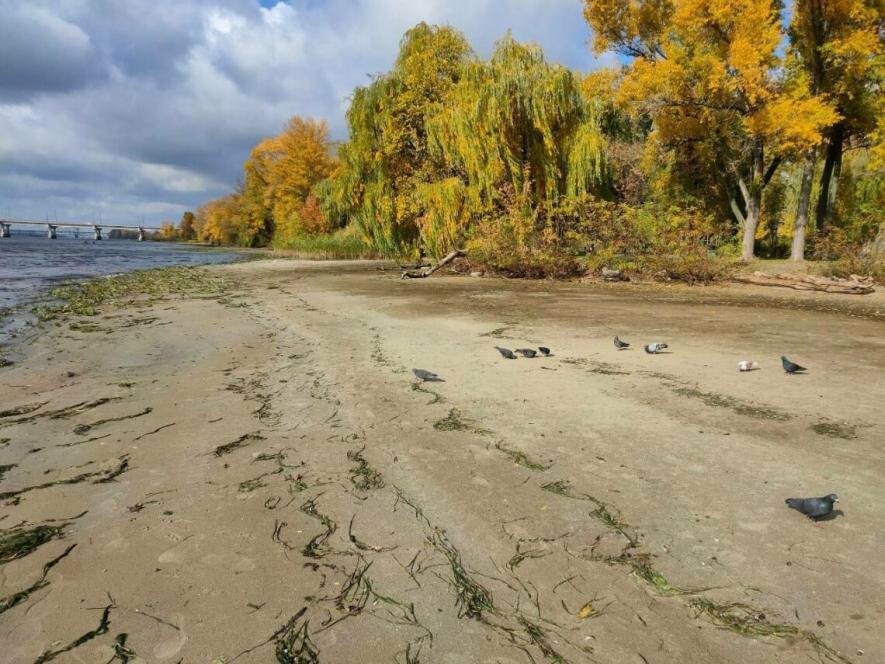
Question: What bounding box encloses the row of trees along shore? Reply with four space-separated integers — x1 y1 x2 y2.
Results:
176 2 882 281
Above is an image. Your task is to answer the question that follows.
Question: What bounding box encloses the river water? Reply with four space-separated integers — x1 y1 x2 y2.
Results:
0 233 241 310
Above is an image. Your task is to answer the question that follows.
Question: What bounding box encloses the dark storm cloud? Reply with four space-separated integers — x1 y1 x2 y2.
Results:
0 4 106 100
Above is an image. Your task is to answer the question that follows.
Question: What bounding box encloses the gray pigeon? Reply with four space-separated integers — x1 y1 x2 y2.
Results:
515 348 537 358
412 368 443 382
644 342 668 354
785 494 838 520
614 336 630 350
781 356 806 374
538 347 552 356
495 346 517 359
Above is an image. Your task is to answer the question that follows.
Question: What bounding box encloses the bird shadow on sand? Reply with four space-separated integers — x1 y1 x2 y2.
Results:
816 509 845 522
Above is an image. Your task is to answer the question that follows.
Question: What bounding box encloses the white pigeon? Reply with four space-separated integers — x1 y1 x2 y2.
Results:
737 360 760 372
644 342 668 354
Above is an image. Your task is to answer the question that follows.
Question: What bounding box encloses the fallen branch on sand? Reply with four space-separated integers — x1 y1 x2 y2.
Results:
733 271 875 295
401 250 465 279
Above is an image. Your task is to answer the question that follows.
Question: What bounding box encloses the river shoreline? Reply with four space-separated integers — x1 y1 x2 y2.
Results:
1 259 882 663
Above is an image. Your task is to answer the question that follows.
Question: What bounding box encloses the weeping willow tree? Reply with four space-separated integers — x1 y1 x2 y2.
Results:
320 23 473 257
418 35 614 257
322 27 614 260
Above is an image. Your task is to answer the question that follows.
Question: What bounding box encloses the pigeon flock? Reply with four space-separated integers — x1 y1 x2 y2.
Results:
413 336 837 525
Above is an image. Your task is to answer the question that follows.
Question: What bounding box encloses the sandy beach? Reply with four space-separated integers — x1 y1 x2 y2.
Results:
1 259 882 663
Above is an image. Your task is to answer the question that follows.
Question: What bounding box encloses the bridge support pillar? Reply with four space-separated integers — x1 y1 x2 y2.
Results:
47 224 57 239
93 226 103 241
138 227 145 241
0 223 10 238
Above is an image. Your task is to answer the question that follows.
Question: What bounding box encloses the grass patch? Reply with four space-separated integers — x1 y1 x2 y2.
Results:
272 226 381 260
495 442 551 471
507 543 549 570
33 266 225 321
0 544 76 615
433 408 469 432
272 608 319 664
596 552 693 596
0 463 16 483
670 385 789 421
0 402 47 418
214 432 265 456
346 446 385 492
299 497 337 559
0 455 129 501
561 357 630 376
430 529 496 620
516 616 567 663
590 504 638 548
412 382 443 405
0 524 66 564
689 596 855 662
540 479 577 498
239 477 267 493
34 598 115 663
73 406 152 435
479 326 512 338
811 421 858 440
689 598 797 637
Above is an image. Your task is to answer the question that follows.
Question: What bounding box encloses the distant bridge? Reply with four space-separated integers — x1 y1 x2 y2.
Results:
0 219 159 241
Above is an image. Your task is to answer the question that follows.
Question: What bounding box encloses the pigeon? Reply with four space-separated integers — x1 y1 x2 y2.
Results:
737 360 760 372
781 356 806 374
538 347 552 356
644 343 668 354
785 494 838 520
613 336 630 350
515 348 537 358
495 346 517 359
412 368 443 382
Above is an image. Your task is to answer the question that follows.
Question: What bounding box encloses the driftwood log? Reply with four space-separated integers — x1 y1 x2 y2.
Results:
601 267 628 282
401 250 465 279
733 271 875 295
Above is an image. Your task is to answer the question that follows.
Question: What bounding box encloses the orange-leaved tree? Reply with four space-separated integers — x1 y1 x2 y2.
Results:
240 117 337 247
584 0 839 260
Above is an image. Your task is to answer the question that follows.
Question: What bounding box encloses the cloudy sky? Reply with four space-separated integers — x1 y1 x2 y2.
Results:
0 0 612 226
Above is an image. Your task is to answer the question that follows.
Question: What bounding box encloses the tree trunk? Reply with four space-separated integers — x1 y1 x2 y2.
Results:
738 140 765 262
791 157 815 261
815 122 845 233
740 184 761 262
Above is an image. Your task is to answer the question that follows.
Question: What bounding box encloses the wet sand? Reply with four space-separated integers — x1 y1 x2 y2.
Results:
1 259 882 663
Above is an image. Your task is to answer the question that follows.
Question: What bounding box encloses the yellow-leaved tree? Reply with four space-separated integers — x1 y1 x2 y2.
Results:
195 194 245 246
320 23 474 256
584 0 839 260
789 0 882 258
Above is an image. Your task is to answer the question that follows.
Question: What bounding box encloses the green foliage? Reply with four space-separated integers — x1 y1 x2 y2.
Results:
320 23 473 258
428 35 611 208
271 225 380 260
468 192 732 282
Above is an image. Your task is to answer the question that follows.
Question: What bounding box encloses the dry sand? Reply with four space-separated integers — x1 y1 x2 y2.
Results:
1 259 882 664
